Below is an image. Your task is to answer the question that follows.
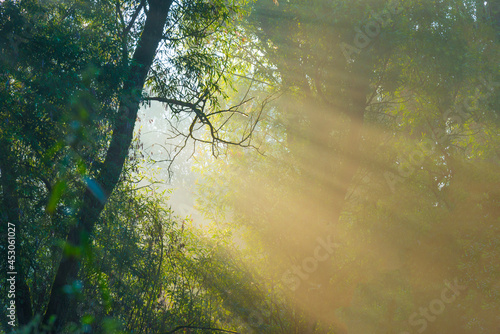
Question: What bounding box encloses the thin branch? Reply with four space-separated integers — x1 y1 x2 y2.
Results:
205 98 253 117
145 97 200 113
122 0 146 37
231 73 274 87
116 0 126 29
163 16 219 42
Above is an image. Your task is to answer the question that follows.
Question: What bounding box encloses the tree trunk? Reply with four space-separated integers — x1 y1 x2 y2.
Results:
42 0 173 330
330 59 370 222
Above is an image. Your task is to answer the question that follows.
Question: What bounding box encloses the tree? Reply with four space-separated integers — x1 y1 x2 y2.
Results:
194 0 499 332
0 0 253 331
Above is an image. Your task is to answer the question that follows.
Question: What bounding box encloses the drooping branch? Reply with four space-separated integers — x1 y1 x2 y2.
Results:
143 91 271 177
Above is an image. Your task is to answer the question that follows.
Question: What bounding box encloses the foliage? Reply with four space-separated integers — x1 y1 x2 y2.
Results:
1 0 499 333
193 0 500 333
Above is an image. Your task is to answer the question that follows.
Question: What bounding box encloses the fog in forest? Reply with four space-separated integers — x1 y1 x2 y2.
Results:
1 0 498 333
